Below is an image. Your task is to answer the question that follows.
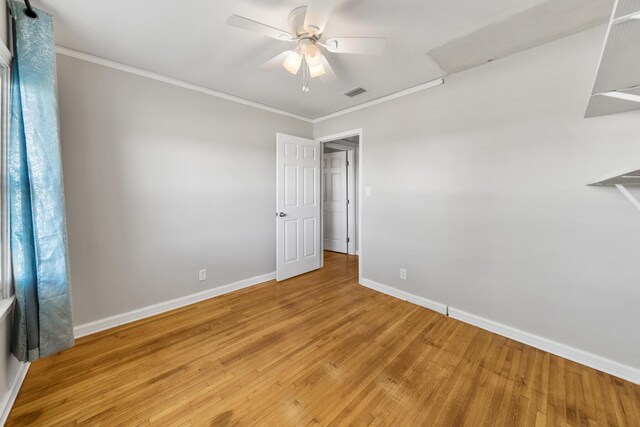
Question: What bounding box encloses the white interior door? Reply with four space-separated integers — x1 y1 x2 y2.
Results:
323 151 348 253
276 133 321 281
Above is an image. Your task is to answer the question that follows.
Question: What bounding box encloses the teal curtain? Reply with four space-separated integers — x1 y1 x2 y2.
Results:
8 2 73 362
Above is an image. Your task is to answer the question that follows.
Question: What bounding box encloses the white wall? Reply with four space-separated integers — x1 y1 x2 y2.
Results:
314 26 640 372
56 55 312 326
56 24 640 377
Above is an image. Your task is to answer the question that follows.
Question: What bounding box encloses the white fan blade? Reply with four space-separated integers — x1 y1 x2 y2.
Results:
258 51 293 72
325 37 386 55
319 55 337 82
227 15 293 41
303 0 337 35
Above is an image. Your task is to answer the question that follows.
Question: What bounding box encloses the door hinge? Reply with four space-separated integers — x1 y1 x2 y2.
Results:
347 237 350 243
347 199 350 204
346 160 350 166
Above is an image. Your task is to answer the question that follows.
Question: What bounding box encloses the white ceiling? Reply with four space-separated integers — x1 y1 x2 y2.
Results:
32 0 613 119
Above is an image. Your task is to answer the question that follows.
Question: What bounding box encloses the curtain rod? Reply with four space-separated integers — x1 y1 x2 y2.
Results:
23 0 38 18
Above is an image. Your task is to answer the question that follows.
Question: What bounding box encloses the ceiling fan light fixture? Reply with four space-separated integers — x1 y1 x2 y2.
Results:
283 51 303 74
227 4 388 92
304 43 322 66
308 62 325 78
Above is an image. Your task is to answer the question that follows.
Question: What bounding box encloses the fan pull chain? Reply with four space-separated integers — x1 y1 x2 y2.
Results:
302 56 310 92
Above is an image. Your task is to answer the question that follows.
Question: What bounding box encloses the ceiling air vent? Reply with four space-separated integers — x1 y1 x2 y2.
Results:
344 87 367 97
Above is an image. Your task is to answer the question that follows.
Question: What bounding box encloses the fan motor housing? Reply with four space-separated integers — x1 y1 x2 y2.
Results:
288 6 308 36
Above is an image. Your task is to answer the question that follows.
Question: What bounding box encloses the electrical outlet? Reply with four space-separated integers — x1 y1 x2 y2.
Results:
199 269 207 282
400 268 407 280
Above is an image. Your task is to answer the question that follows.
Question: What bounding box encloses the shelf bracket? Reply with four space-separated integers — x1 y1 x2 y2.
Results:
615 184 640 213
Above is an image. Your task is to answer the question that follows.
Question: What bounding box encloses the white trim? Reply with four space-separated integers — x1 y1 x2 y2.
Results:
74 271 275 338
355 250 360 256
0 42 12 300
0 362 30 426
55 46 446 124
316 129 364 283
360 278 448 315
346 149 356 255
0 296 14 323
312 79 445 123
54 46 313 123
359 277 640 384
448 307 640 385
0 41 11 69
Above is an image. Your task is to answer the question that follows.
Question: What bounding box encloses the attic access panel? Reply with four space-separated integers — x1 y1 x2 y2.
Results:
426 0 611 75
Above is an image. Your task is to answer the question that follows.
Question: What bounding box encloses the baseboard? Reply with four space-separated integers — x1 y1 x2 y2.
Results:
0 362 29 426
74 272 276 338
359 276 640 385
360 278 447 315
355 250 360 256
72 269 640 385
448 307 640 385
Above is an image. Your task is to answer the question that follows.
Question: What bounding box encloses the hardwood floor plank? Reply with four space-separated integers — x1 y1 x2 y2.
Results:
6 251 640 426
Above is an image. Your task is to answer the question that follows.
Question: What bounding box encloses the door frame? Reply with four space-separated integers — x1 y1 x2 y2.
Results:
317 128 363 284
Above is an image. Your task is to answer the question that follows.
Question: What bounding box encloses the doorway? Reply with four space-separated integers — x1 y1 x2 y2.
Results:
322 137 359 256
317 129 363 283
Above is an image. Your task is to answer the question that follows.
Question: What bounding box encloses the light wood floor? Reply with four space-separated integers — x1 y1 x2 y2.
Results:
8 252 640 426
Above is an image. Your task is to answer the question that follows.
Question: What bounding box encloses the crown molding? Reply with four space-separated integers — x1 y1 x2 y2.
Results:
55 46 445 124
55 46 314 123
312 78 445 123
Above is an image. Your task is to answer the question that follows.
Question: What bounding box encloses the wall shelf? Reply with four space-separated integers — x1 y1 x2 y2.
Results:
585 1 640 118
588 166 640 212
588 167 640 186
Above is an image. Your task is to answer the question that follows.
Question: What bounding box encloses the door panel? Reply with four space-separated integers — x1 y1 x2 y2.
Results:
303 167 316 205
284 220 298 263
303 218 316 258
323 151 348 253
276 133 321 281
284 165 298 206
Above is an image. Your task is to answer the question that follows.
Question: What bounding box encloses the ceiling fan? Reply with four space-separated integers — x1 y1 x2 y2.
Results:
226 1 386 92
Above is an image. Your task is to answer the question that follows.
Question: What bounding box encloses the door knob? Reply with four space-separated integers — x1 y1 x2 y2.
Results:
278 212 287 217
